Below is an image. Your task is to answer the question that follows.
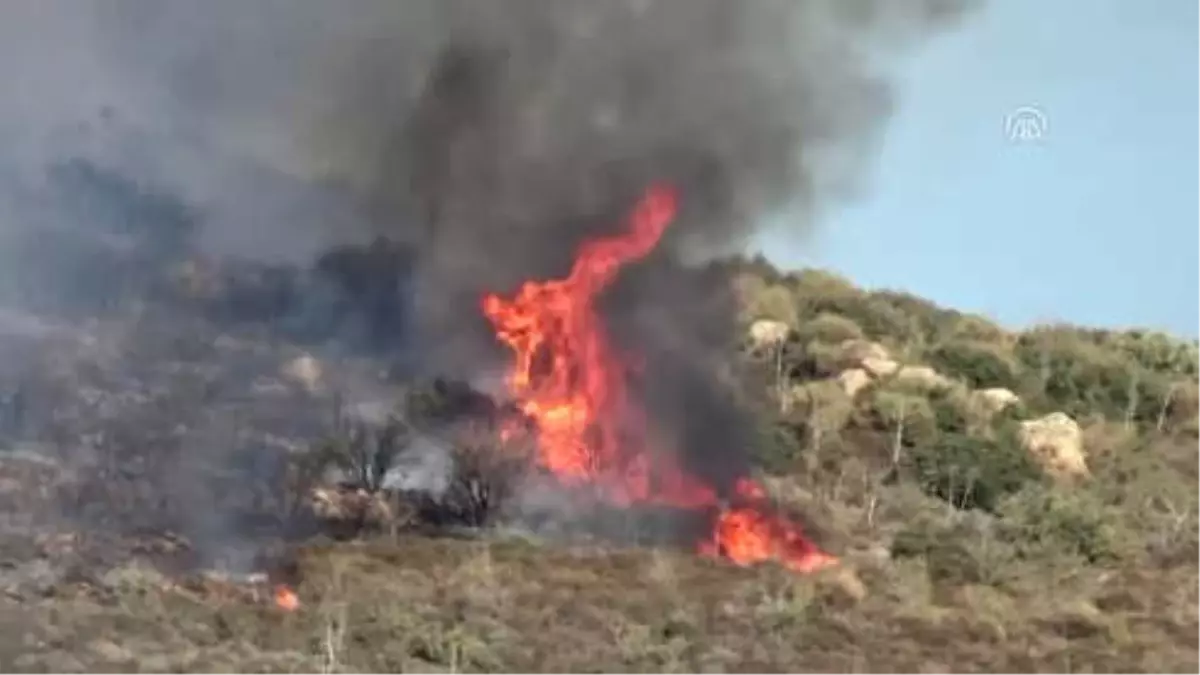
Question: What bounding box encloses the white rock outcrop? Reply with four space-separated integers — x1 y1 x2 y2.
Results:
748 319 791 351
1018 412 1088 479
972 388 1021 415
837 368 873 398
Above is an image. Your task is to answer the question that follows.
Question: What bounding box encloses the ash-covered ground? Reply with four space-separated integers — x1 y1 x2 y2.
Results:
0 151 462 604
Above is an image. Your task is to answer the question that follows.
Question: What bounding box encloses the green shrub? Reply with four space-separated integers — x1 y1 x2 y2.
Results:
945 313 1008 344
906 431 1044 512
785 268 859 299
788 286 914 345
864 388 938 447
1102 330 1199 378
926 339 1019 389
926 388 972 435
891 513 1019 586
867 290 956 346
785 340 845 379
743 283 799 326
793 312 864 345
752 414 806 475
998 487 1127 564
1015 328 1174 425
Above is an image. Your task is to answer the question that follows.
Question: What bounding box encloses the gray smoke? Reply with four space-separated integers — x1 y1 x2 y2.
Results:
0 1 978 501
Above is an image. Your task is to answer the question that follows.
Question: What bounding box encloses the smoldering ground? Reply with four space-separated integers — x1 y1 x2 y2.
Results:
0 1 979 552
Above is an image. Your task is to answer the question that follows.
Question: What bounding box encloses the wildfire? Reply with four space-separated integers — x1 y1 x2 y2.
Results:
274 584 300 611
481 183 837 574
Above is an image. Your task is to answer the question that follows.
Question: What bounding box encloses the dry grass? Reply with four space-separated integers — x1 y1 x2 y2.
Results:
0 531 1192 673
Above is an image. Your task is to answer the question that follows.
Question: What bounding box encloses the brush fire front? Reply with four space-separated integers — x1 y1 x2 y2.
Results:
481 183 837 574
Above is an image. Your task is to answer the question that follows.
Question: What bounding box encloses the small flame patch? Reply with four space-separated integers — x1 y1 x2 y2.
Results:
274 584 300 611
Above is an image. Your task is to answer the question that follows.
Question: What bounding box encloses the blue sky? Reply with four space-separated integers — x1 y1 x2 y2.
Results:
758 0 1198 337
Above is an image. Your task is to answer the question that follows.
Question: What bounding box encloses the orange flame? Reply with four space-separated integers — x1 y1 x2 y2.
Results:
274 584 300 611
481 183 836 573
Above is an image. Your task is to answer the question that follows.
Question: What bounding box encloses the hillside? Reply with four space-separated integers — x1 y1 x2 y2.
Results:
0 255 1195 672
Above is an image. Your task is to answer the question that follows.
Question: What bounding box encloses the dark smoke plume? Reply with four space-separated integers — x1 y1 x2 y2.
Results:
46 0 978 363
2 0 976 355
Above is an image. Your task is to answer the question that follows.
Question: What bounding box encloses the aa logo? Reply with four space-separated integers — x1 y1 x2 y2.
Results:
1005 105 1048 144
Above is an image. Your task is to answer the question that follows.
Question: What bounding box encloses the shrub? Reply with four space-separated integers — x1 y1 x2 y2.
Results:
891 512 1019 586
309 417 411 492
864 388 938 448
785 268 859 299
867 290 954 346
926 387 973 435
926 339 1019 389
783 273 915 344
794 312 865 346
998 487 1127 564
945 313 1008 344
783 380 855 450
752 415 806 475
1015 328 1173 425
434 425 533 528
906 431 1044 512
1158 380 1199 433
743 283 799 327
1102 330 1199 378
784 340 845 379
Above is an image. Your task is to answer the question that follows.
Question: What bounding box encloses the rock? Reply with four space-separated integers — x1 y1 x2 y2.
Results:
972 388 1020 415
748 319 791 351
837 368 873 398
1018 412 1088 479
281 354 323 393
834 340 899 377
894 365 953 392
860 355 900 378
838 339 892 364
308 486 411 534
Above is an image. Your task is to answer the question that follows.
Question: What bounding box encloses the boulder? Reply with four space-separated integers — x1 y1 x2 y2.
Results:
748 319 791 351
860 355 900 378
894 365 953 392
308 486 407 533
972 388 1021 415
1018 412 1088 479
837 368 873 398
836 339 899 377
838 339 892 364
